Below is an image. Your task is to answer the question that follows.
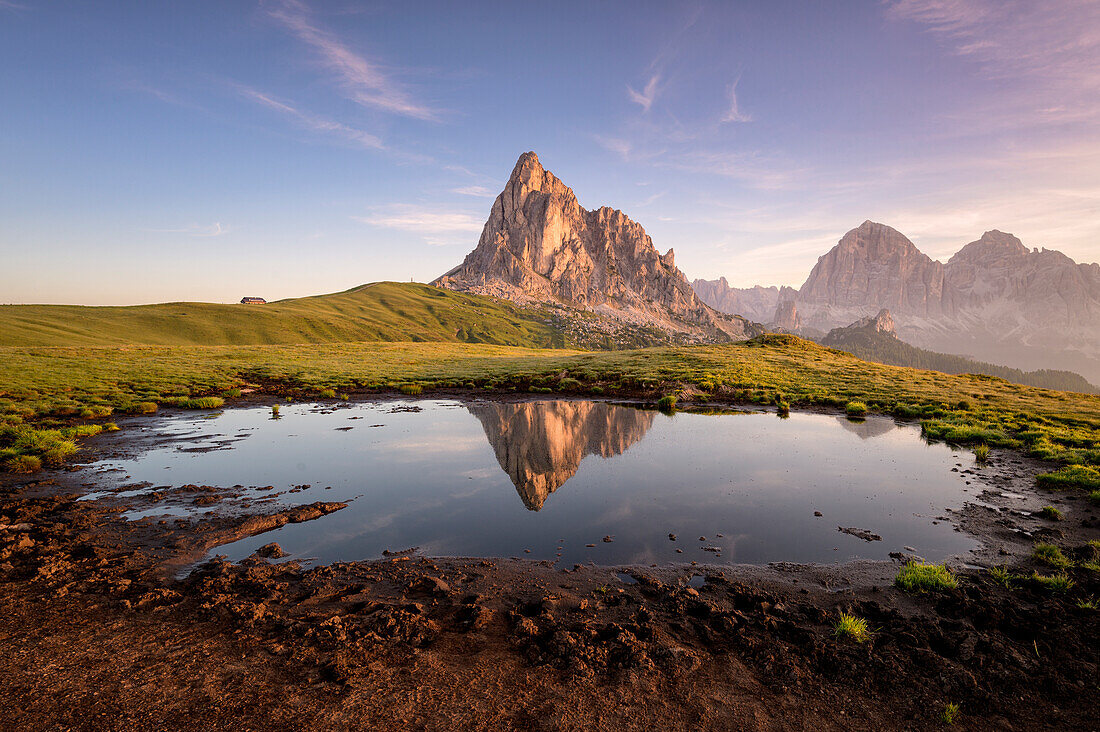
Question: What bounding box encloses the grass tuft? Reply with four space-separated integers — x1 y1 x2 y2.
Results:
657 395 677 413
1032 542 1070 568
318 388 336 399
4 454 42 473
399 383 423 396
833 611 870 643
987 566 1014 588
1036 465 1100 492
1030 571 1074 592
940 702 960 725
845 400 867 416
895 562 958 593
973 444 990 463
1037 505 1062 521
169 396 224 409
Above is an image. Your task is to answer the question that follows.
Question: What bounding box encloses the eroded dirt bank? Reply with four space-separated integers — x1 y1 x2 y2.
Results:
1 409 1098 730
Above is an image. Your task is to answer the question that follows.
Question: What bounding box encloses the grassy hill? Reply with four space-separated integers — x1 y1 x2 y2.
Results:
0 282 566 349
821 323 1098 394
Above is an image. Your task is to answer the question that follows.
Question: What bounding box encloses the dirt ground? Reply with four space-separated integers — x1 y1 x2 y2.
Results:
1 404 1097 730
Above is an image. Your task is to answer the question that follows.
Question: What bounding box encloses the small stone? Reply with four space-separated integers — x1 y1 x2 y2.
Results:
414 576 451 595
254 543 288 559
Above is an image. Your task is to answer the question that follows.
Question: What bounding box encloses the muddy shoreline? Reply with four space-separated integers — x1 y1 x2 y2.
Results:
1 396 1097 730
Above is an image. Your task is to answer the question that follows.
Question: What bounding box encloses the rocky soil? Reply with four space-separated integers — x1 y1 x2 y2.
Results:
0 413 1098 730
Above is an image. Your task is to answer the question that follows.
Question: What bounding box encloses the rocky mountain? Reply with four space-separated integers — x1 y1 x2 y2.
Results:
689 280 784 324
695 221 1100 383
794 221 949 326
821 310 1096 393
466 400 655 510
771 300 802 333
834 308 897 337
435 152 760 341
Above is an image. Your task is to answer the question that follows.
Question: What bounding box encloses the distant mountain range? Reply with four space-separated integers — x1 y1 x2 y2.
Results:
821 309 1097 394
434 152 761 344
694 221 1100 383
431 153 1098 383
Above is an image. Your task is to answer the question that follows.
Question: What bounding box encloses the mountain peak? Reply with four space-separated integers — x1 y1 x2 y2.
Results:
510 151 544 180
797 220 942 313
434 152 759 340
949 230 1029 264
862 308 896 335
821 309 898 347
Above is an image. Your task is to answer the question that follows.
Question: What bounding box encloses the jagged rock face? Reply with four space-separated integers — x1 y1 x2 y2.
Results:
821 308 898 349
946 230 1100 327
691 279 781 323
772 301 801 332
699 220 1100 382
435 152 757 340
852 308 896 336
466 400 655 511
797 221 947 318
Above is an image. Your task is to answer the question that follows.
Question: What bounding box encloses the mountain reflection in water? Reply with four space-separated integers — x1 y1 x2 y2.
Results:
835 415 897 440
467 400 656 510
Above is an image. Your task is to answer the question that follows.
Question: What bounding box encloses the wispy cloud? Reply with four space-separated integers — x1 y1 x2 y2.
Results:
886 0 1100 120
238 86 383 150
591 134 635 159
147 222 229 238
720 74 751 123
266 0 437 121
626 74 661 112
451 185 496 198
661 150 807 191
623 5 704 115
354 204 483 246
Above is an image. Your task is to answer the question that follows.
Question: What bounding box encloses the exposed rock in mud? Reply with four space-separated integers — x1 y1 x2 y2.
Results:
837 527 883 542
234 501 347 538
254 542 288 559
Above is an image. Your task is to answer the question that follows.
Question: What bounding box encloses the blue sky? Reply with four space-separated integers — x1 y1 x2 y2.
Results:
2 0 1099 305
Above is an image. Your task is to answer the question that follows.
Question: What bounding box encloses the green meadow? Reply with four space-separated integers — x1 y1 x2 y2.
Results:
1 284 1097 480
0 281 563 348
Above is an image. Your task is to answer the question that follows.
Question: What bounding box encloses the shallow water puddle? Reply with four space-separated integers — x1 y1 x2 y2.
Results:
82 399 982 566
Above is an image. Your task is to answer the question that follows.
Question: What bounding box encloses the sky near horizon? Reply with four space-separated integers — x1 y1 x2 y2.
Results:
2 1 1099 305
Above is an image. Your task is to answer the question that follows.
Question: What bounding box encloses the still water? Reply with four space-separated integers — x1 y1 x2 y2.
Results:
85 399 982 566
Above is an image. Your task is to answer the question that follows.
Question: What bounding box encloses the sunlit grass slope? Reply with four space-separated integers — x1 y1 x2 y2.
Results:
2 336 1097 472
0 282 563 348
